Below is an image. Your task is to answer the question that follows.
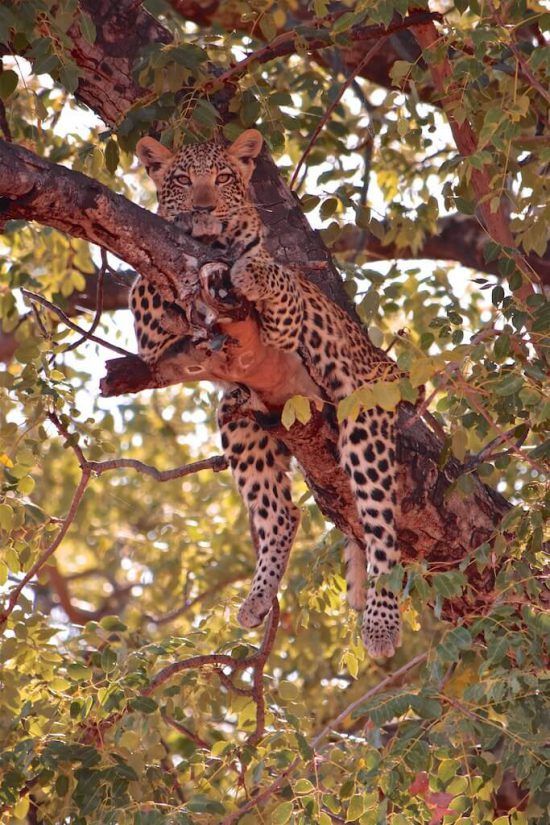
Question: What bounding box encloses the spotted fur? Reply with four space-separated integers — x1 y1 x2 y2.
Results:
132 130 402 657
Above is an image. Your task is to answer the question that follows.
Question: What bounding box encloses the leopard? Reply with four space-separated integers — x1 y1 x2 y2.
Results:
131 129 403 658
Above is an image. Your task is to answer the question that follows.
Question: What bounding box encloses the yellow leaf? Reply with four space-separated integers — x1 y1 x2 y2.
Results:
281 398 296 430
402 600 421 631
292 395 313 425
14 796 30 819
0 453 14 468
343 650 358 679
409 357 437 387
372 380 401 412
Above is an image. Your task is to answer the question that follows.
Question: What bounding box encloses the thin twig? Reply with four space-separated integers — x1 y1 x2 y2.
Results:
290 38 386 190
47 410 228 481
146 573 247 625
22 288 132 356
62 250 107 353
311 651 428 748
84 454 228 481
163 714 210 750
0 411 229 623
489 5 550 106
82 599 281 748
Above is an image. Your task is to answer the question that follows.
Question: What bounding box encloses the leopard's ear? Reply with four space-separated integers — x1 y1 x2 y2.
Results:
136 137 174 186
228 129 263 183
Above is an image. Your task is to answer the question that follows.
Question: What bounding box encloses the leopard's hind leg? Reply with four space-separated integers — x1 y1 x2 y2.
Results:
218 389 300 627
338 407 401 658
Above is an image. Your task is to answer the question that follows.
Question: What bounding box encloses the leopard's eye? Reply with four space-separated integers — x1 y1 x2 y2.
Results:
216 172 232 184
173 172 191 186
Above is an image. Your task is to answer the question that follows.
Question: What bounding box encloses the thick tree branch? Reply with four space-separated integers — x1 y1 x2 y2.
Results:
44 561 133 624
0 139 228 305
166 0 437 104
411 20 544 301
0 134 516 631
213 11 441 91
332 216 550 286
4 211 547 370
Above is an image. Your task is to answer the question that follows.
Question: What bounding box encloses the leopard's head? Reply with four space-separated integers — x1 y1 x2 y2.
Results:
136 129 263 242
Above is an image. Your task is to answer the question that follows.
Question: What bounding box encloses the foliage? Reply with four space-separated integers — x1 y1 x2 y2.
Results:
0 0 548 823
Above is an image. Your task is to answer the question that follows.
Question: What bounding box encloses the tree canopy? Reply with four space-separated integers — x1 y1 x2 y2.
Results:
0 1 548 823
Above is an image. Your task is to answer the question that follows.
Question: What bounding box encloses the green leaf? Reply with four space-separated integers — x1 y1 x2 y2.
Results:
294 779 315 794
17 476 35 495
271 801 293 824
409 357 439 387
494 374 523 397
332 10 367 34
99 615 127 632
0 502 14 531
79 12 96 44
320 197 339 220
0 69 18 101
390 61 412 85
372 380 401 412
346 794 365 821
105 138 119 175
259 13 277 42
410 694 442 719
129 696 158 714
100 646 117 672
432 571 466 598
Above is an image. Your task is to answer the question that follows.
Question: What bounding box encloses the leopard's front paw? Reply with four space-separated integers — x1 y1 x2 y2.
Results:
198 262 238 316
237 593 272 628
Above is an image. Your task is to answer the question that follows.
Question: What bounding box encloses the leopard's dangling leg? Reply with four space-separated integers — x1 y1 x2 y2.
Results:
218 389 300 628
344 539 368 611
338 407 401 658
